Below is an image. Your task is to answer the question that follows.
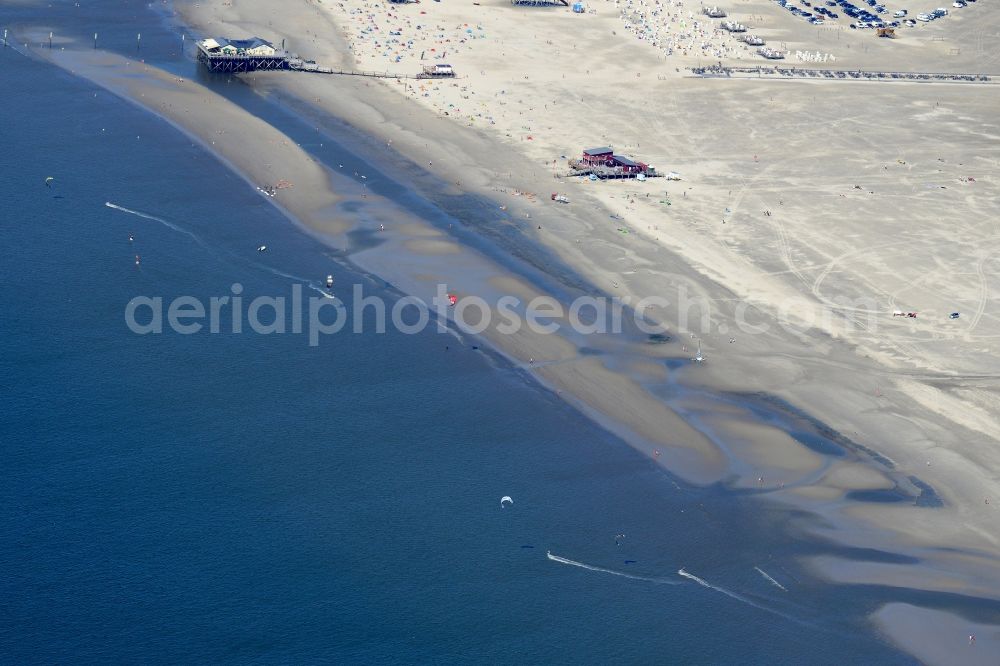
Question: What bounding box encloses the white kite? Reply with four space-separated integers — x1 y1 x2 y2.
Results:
500 496 514 508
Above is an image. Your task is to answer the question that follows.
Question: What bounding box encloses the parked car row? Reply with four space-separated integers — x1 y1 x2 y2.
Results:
774 0 833 24
774 0 975 29
772 0 888 25
913 5 964 21
838 0 887 24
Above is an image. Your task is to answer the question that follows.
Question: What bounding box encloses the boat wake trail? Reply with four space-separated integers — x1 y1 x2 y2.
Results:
255 266 338 300
754 566 788 592
678 568 803 623
105 202 205 246
308 284 338 300
260 266 307 283
548 555 810 627
106 202 338 301
547 551 680 585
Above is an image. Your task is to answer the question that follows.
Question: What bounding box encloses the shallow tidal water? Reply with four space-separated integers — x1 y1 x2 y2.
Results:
1 2 977 662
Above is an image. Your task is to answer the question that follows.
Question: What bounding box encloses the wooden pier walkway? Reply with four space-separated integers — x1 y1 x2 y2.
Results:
691 65 994 84
288 58 456 80
198 51 458 80
556 166 661 180
291 61 451 79
194 37 461 79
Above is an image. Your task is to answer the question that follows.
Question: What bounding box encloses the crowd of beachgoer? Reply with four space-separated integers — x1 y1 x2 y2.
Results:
614 0 759 59
336 0 487 67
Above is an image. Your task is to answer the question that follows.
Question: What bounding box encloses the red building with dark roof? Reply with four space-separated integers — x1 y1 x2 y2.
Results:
582 147 614 165
581 147 648 174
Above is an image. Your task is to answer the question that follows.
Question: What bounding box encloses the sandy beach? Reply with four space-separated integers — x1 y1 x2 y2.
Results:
14 0 1000 657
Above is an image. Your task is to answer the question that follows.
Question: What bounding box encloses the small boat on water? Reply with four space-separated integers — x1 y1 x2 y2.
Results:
325 275 334 289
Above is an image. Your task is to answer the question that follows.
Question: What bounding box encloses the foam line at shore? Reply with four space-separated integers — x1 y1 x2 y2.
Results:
755 566 789 592
547 551 680 585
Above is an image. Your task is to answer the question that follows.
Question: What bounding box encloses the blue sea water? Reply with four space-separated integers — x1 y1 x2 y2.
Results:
0 3 973 663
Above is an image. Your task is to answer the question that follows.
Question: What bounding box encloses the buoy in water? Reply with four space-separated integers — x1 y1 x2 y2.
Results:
134 254 141 266
448 293 458 306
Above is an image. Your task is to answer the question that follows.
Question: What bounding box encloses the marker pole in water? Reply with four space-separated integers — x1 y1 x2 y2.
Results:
49 31 52 49
94 33 97 49
3 29 7 48
137 33 141 51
